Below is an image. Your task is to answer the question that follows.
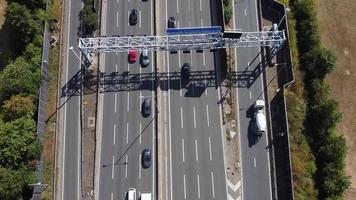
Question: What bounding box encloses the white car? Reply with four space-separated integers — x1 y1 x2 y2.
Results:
141 49 150 67
128 188 136 200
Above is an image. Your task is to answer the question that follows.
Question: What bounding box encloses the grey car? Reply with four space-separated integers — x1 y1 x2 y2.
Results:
141 98 151 117
142 148 151 168
140 49 150 67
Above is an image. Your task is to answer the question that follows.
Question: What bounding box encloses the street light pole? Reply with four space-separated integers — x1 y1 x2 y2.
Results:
69 46 91 75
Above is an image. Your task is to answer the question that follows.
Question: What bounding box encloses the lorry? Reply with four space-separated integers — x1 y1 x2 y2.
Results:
254 100 267 136
141 192 152 200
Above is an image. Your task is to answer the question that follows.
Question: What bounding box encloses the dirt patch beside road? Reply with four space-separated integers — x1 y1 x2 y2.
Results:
315 0 356 198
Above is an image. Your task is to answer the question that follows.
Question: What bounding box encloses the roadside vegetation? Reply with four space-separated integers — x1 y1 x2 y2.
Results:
286 0 350 199
0 0 46 199
223 0 233 26
83 0 98 36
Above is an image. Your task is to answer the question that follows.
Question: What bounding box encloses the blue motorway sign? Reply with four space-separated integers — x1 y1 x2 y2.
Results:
166 26 222 35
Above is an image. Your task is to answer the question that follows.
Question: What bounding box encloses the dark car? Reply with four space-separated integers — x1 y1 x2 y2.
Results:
168 17 176 28
129 9 138 25
141 98 151 117
181 63 191 79
142 148 151 168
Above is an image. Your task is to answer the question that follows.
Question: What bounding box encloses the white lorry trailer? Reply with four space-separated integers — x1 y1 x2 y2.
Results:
141 192 152 200
254 100 267 136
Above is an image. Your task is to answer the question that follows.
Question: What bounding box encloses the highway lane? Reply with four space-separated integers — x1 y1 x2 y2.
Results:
160 0 227 199
98 0 155 199
234 0 273 199
61 0 82 199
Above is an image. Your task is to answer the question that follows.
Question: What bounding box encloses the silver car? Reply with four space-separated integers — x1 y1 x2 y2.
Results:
141 49 150 67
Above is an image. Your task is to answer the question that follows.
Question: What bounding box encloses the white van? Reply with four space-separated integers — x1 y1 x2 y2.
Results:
128 188 136 200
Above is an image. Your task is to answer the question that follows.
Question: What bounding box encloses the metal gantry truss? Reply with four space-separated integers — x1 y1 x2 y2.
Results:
78 29 286 56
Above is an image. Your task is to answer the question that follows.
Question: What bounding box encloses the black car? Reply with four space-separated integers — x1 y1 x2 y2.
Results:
142 148 151 168
129 9 138 25
168 17 176 28
141 98 151 117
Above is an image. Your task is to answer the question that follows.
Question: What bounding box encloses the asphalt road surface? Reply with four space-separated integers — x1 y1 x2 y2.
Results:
158 0 228 199
98 0 156 199
234 0 273 199
60 0 82 199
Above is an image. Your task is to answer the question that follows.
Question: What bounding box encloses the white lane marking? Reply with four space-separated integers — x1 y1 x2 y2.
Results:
114 93 117 113
127 93 130 112
203 51 206 67
125 155 128 178
126 123 129 144
177 0 179 13
249 91 252 99
117 0 119 4
200 19 203 27
127 11 130 26
116 64 118 72
139 10 142 28
182 139 185 163
188 0 191 11
139 122 142 144
116 11 119 27
113 124 116 145
208 137 212 161
254 157 256 167
193 107 197 128
227 179 241 192
183 174 187 199
247 61 250 67
180 107 184 128
205 75 208 96
195 139 199 161
139 153 141 179
197 174 201 199
112 155 115 179
189 20 192 27
244 9 247 16
211 172 215 198
206 105 210 127
179 51 182 96
200 0 202 11
111 192 113 200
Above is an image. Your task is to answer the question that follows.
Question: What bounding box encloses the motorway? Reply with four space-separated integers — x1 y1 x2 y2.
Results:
97 0 155 199
60 0 82 199
158 0 228 199
234 0 273 199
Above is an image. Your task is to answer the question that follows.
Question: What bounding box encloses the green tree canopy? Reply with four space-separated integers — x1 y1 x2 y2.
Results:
7 0 46 9
0 57 40 102
2 95 35 121
0 167 23 200
24 43 42 66
303 47 337 80
0 117 40 168
5 2 42 45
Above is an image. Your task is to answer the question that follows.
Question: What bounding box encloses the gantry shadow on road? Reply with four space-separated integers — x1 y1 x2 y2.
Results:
61 62 267 98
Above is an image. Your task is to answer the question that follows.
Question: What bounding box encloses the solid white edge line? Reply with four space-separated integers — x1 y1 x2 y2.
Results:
113 124 116 145
127 11 130 26
182 139 185 163
197 174 201 199
112 155 115 179
254 157 257 167
232 0 244 198
211 172 216 198
177 0 179 13
203 51 206 67
206 104 210 127
209 137 212 161
180 107 184 128
193 107 197 128
199 0 202 11
195 139 199 161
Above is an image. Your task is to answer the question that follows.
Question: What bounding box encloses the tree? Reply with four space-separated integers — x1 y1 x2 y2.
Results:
7 0 46 9
0 117 40 168
24 43 42 66
320 164 351 199
0 57 40 102
5 2 41 45
83 2 98 35
303 47 337 80
2 95 35 121
0 167 24 200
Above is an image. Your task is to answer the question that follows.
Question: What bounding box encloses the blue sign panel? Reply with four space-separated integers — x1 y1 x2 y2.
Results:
166 26 222 35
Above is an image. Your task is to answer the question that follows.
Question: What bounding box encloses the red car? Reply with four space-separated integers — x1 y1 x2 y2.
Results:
128 49 137 63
